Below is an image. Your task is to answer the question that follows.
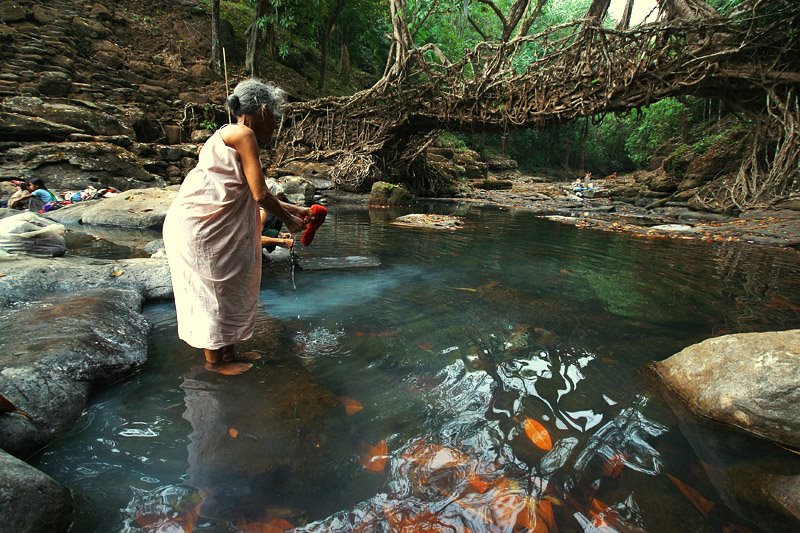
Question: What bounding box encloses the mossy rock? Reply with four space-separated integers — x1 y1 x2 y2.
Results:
369 181 416 206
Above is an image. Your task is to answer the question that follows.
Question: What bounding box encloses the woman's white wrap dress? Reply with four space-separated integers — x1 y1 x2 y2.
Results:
163 129 261 349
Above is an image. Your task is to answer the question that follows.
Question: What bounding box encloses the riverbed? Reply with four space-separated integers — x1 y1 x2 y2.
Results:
34 203 800 532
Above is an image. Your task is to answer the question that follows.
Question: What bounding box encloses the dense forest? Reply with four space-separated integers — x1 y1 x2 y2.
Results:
206 0 781 183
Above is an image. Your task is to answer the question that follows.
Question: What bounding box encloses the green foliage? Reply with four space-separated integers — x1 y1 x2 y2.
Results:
437 132 468 150
199 119 218 131
624 98 689 167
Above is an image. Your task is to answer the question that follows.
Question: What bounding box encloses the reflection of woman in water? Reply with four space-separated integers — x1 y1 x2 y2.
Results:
180 355 353 524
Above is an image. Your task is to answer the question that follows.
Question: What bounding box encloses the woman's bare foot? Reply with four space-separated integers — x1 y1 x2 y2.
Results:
205 361 253 375
222 351 263 363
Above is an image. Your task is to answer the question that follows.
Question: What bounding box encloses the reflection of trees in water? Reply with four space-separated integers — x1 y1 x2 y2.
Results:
708 243 799 332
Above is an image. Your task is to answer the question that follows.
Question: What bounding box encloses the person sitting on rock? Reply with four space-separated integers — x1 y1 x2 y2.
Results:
25 178 57 211
6 181 32 209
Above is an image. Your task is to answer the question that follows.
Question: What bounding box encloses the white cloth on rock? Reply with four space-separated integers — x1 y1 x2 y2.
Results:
163 128 262 350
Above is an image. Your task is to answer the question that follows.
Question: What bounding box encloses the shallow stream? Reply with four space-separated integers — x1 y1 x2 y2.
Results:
35 204 800 532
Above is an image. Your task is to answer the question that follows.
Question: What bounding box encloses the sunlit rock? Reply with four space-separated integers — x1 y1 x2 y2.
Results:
79 187 178 228
392 214 463 230
655 329 800 448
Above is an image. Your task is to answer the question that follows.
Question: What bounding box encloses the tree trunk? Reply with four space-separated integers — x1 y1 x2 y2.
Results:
319 0 346 91
210 0 223 76
245 0 270 77
341 42 351 85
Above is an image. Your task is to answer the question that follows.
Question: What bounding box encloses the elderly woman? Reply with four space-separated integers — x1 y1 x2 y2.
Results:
164 79 309 375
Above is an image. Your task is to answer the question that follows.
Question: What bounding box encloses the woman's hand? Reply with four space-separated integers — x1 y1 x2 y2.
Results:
282 238 294 249
283 213 304 234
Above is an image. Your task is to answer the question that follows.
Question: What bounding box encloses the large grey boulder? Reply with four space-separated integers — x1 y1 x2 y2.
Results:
79 187 177 228
654 330 800 448
0 449 73 533
0 288 150 457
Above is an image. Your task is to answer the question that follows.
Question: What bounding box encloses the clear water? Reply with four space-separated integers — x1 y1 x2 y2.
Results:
34 204 800 532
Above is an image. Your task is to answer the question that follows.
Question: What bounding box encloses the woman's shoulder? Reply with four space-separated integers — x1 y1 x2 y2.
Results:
218 123 255 145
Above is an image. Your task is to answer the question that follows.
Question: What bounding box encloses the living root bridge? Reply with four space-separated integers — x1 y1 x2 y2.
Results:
275 0 799 207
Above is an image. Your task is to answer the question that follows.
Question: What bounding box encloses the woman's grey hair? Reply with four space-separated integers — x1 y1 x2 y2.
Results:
226 78 286 118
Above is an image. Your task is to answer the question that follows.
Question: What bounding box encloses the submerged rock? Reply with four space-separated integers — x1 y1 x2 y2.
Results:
392 213 463 230
658 385 800 530
654 330 800 448
0 449 73 532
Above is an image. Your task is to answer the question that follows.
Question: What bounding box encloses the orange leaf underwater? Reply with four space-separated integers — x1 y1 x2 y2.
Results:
667 474 715 518
516 497 558 533
360 440 389 472
339 396 364 415
228 427 239 438
523 417 553 451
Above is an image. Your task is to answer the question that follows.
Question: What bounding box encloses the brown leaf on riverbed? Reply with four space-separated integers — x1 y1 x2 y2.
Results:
110 269 124 277
338 396 363 415
523 417 553 451
666 474 715 518
237 517 295 532
0 394 32 420
360 440 389 472
228 427 239 438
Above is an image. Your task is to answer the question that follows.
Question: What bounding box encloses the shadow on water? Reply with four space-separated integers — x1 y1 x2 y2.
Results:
33 204 800 531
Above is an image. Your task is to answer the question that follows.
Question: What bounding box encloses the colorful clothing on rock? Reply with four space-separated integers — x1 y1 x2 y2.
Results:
163 127 261 349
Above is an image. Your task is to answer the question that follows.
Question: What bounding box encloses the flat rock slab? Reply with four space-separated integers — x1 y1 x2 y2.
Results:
0 449 73 532
0 255 172 305
654 329 800 448
79 187 178 228
392 214 463 230
296 255 381 270
0 288 150 457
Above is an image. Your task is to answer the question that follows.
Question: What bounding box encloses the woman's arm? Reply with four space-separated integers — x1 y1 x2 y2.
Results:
223 125 305 233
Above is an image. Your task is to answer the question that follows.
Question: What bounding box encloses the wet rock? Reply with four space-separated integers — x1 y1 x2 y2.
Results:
0 449 73 532
370 181 415 207
0 255 172 304
654 330 800 448
74 187 177 228
0 288 149 457
657 385 800 531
